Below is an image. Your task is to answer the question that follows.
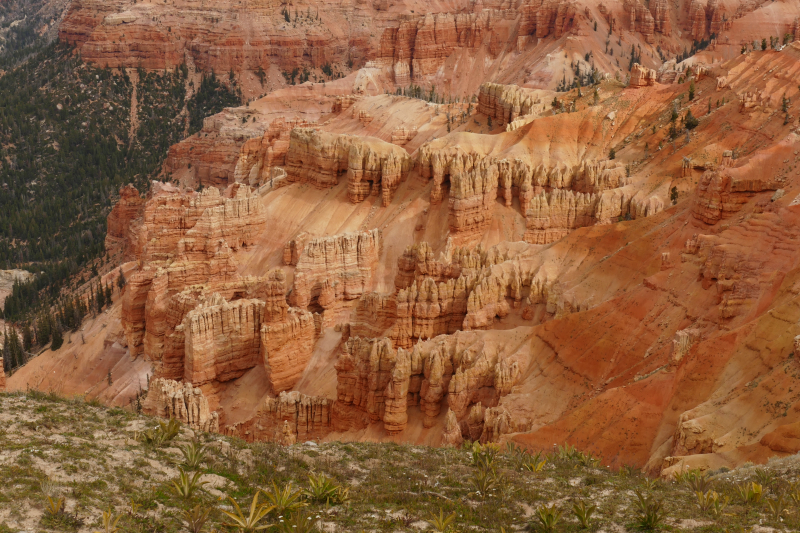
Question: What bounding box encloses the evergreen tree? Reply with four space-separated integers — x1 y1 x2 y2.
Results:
96 283 106 312
51 324 63 351
22 323 32 352
117 268 126 290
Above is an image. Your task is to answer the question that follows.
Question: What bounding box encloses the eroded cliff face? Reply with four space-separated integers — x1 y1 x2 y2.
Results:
289 229 382 313
142 378 219 432
332 332 524 441
285 129 412 207
106 184 146 260
25 20 800 478
417 144 634 245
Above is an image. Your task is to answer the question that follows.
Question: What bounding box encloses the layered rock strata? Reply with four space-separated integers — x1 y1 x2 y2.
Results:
477 83 549 126
61 0 381 75
285 129 412 207
259 269 318 393
225 391 332 443
183 294 265 386
123 183 266 360
334 333 523 440
630 63 657 88
105 184 146 259
692 168 780 225
417 143 632 243
232 118 315 187
378 8 542 86
623 0 655 43
290 230 382 311
142 378 220 432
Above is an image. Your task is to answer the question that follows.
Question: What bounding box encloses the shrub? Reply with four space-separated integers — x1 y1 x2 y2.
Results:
572 500 596 529
428 509 456 533
633 491 665 530
534 504 562 533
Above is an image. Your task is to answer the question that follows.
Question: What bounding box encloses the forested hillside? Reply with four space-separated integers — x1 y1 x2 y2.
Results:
0 41 240 369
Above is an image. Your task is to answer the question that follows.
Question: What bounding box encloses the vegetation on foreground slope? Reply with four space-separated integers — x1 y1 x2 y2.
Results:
3 392 800 532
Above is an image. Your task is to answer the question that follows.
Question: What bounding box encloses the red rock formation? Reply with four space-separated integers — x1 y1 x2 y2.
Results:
123 183 266 360
285 129 411 207
59 0 387 77
290 230 382 311
105 184 145 260
477 83 549 126
391 126 418 146
283 231 312 267
379 9 528 86
692 168 779 225
183 294 264 386
335 332 523 437
519 0 577 39
142 378 220 432
233 118 314 187
225 391 332 443
525 190 599 244
350 292 398 340
651 0 671 36
629 63 657 88
334 337 398 426
260 269 317 393
623 0 655 43
689 0 707 41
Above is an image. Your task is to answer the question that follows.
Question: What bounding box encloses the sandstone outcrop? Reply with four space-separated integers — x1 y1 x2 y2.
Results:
692 168 780 225
105 184 145 259
232 118 314 187
651 0 671 36
477 83 549 126
260 269 318 393
629 63 657 88
283 231 313 267
286 129 411 207
65 11 800 470
623 0 655 43
142 378 220 432
290 230 382 311
334 332 523 438
123 183 266 360
225 391 332 443
689 0 707 41
378 9 538 86
60 0 385 80
518 0 578 40
183 294 264 386
525 190 599 244
418 139 632 243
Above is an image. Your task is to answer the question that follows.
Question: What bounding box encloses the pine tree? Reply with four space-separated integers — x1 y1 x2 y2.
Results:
97 283 106 312
22 323 32 352
50 324 64 351
117 268 126 290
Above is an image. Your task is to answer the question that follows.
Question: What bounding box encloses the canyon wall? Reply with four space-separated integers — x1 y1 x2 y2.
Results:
286 129 412 207
290 230 383 311
142 378 220 432
333 333 524 442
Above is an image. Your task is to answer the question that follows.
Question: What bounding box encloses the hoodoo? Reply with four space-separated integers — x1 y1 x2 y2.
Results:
5 0 800 496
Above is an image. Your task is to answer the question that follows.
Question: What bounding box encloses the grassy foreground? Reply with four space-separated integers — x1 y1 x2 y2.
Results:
1 391 800 532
